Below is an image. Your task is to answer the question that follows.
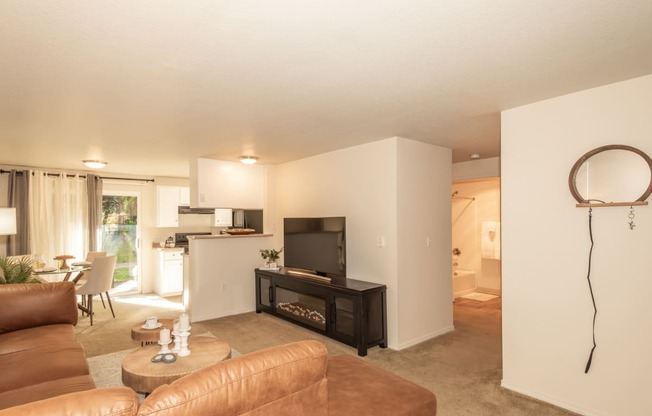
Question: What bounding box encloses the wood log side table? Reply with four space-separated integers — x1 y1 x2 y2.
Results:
121 336 231 394
130 319 175 346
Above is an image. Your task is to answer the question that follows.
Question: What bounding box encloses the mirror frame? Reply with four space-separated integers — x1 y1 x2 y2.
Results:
568 144 652 205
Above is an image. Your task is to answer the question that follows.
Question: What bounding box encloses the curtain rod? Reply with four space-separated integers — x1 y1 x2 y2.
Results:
0 169 155 183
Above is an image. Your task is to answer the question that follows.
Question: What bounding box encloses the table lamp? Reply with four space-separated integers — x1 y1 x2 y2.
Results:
0 208 17 236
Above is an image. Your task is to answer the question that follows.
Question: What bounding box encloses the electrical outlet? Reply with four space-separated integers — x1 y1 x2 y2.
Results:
376 236 386 247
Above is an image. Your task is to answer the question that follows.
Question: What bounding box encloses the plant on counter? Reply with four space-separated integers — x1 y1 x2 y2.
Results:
259 247 283 265
0 256 39 284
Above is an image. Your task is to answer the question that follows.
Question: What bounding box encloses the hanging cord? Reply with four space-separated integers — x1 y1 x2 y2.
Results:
584 207 597 373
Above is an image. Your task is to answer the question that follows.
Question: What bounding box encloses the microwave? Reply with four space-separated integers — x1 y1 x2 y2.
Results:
213 209 233 227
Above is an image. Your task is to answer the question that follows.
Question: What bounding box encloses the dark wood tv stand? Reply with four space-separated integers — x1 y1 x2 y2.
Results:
255 268 387 356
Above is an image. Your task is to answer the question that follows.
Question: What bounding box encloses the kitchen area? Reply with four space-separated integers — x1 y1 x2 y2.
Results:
150 158 274 323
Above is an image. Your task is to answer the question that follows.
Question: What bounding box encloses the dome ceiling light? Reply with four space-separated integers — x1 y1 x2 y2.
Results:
239 156 258 165
83 160 108 169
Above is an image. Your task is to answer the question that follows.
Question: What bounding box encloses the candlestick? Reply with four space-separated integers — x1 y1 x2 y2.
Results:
159 328 171 344
171 319 180 352
177 331 191 356
179 312 190 331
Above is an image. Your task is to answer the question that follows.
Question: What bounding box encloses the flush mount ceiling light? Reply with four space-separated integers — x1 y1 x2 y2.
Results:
239 156 258 165
469 153 481 160
82 160 108 169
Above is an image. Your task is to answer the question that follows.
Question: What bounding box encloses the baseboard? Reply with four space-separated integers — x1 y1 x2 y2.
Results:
500 380 604 416
393 325 455 351
192 306 256 323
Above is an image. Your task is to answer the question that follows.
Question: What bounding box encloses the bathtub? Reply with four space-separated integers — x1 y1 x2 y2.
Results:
452 268 477 298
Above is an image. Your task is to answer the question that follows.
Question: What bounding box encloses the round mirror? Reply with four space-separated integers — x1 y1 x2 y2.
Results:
569 145 652 205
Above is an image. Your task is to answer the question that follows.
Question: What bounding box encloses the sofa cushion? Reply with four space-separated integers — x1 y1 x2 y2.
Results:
0 387 140 416
0 324 76 355
327 355 437 416
0 375 96 410
0 342 90 394
0 282 78 334
137 340 329 416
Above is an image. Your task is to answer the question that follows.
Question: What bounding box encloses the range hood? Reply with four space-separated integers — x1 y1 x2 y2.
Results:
178 206 216 215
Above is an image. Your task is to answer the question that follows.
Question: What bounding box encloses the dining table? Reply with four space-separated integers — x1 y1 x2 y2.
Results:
33 264 92 284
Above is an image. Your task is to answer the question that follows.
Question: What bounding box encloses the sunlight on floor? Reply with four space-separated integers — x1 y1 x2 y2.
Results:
114 294 185 311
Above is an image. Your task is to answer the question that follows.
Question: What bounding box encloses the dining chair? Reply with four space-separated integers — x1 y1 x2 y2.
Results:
85 251 107 262
76 255 117 326
75 250 108 309
73 251 107 285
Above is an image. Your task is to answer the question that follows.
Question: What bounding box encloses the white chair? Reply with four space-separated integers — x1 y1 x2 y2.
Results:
72 251 106 285
76 255 117 326
85 251 107 262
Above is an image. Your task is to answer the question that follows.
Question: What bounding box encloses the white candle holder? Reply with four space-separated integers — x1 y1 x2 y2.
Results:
177 331 191 356
158 339 172 354
171 330 180 353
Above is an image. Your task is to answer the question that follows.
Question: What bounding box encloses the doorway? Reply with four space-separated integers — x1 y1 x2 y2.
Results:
451 177 501 300
102 191 142 294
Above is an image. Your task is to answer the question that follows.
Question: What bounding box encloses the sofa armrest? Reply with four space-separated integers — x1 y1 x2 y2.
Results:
0 387 139 416
0 282 78 335
137 340 329 416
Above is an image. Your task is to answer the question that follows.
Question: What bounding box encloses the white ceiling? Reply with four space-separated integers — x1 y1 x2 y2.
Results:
1 0 651 178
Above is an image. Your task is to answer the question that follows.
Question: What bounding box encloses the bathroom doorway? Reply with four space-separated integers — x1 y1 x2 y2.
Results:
451 177 501 302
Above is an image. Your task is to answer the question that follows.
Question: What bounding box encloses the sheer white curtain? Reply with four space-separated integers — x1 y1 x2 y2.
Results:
28 171 89 266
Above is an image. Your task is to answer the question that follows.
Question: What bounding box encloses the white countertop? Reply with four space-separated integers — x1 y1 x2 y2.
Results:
191 233 273 239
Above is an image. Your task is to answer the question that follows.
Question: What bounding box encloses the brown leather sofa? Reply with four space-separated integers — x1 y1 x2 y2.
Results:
0 282 96 408
0 282 436 415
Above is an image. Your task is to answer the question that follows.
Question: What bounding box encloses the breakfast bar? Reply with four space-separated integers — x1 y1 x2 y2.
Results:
183 234 273 322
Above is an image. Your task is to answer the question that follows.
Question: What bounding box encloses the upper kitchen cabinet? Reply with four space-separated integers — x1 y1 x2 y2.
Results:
157 186 190 227
179 187 191 206
190 158 264 209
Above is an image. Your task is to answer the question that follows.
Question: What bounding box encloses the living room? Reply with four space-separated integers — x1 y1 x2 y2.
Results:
2 2 652 415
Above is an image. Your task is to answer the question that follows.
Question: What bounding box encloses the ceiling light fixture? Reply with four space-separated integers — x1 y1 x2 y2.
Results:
469 153 481 160
239 156 258 165
83 160 108 169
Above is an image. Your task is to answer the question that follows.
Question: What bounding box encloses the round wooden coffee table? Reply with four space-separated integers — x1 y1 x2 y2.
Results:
131 319 174 346
122 336 231 394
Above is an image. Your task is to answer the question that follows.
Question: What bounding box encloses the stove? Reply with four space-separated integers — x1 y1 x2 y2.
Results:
174 232 212 253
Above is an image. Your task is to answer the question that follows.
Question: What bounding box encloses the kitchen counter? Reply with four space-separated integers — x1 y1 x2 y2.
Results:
191 233 273 239
153 247 185 252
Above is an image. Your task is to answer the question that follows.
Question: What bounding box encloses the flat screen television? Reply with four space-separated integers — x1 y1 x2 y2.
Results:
283 217 346 278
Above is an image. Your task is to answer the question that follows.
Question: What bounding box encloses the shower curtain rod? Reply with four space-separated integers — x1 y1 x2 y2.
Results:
0 168 155 183
451 191 475 201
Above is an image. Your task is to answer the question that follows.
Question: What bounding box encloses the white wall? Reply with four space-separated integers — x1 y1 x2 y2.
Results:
275 137 453 349
396 139 453 348
188 235 273 322
452 157 500 181
451 178 501 294
501 74 652 416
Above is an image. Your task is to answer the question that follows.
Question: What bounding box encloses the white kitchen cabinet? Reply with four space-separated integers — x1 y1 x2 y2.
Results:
155 249 184 296
157 186 191 227
190 158 264 209
157 186 180 227
179 187 190 205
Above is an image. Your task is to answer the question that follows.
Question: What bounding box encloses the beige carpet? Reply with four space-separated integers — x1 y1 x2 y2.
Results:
87 332 239 389
76 294 579 416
